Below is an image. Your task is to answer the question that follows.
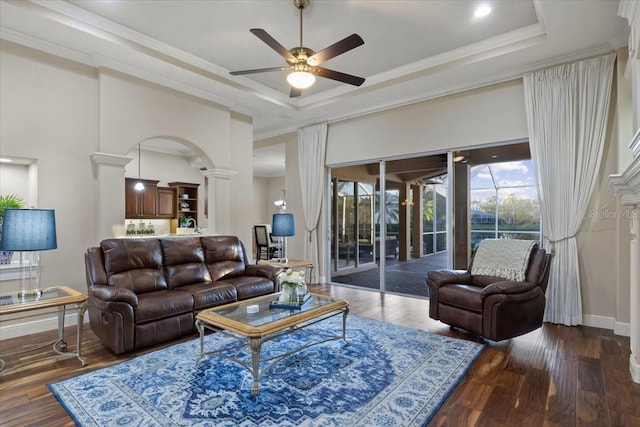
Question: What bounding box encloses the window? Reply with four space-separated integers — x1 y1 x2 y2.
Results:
422 175 448 255
470 160 540 251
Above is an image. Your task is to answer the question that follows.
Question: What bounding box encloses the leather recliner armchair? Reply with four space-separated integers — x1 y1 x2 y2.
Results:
425 244 551 341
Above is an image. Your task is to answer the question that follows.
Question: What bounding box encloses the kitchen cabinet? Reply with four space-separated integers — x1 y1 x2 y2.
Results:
125 178 159 218
157 187 176 218
169 182 199 226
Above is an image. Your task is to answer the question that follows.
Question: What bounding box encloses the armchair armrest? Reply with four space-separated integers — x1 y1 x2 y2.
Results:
481 280 538 298
426 269 472 288
89 285 139 307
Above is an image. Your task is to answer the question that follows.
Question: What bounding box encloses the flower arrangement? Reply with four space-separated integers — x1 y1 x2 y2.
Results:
279 268 307 303
281 268 305 289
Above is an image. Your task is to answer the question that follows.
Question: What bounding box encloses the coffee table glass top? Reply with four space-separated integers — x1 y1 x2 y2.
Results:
207 293 342 327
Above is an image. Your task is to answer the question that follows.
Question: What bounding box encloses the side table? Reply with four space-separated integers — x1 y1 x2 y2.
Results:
258 259 314 283
0 285 88 372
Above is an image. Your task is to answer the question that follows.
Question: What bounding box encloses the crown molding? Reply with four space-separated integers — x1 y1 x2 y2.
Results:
6 0 293 109
0 26 94 66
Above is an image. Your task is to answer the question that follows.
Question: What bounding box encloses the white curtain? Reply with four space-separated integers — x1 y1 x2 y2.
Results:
297 123 327 283
523 53 615 326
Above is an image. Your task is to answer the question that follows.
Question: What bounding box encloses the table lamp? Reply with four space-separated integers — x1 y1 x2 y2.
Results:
0 208 57 299
272 213 295 263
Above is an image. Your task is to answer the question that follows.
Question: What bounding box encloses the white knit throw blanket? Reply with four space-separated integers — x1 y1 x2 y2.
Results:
471 239 536 281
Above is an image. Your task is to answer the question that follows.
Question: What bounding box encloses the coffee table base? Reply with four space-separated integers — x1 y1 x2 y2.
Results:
196 307 349 395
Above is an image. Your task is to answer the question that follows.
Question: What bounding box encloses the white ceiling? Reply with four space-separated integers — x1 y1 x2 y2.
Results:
0 0 629 176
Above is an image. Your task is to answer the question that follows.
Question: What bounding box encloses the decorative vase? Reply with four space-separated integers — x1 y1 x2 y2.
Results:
0 250 13 265
0 219 12 264
278 286 292 303
289 286 301 303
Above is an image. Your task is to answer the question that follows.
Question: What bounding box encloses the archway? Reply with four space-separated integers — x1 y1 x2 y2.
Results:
124 136 217 235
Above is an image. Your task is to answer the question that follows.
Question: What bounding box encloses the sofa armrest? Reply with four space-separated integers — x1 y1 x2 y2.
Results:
481 280 538 298
426 270 472 288
245 264 285 283
89 284 139 307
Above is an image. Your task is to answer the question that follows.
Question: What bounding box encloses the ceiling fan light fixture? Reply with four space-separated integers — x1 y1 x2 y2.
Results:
287 71 316 89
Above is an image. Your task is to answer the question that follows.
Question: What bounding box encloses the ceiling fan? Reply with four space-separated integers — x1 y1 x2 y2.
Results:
230 0 365 98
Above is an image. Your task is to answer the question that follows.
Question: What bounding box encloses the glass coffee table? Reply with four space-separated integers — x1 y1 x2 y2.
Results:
195 293 349 395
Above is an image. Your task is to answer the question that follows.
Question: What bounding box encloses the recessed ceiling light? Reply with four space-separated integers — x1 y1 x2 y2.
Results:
0 158 13 163
474 4 492 18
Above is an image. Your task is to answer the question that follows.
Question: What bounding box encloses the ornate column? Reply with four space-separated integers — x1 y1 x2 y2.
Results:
614 0 640 384
610 131 640 384
90 152 131 242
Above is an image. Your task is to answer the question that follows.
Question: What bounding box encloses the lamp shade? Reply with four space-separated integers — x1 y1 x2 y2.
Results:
271 213 295 237
0 209 57 251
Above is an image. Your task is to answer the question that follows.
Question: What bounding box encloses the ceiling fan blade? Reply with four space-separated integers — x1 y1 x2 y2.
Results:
307 34 364 66
290 87 302 98
314 67 365 86
250 28 296 62
230 66 289 75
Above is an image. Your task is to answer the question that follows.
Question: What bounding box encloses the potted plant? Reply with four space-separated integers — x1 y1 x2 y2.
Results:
0 194 27 264
176 215 196 235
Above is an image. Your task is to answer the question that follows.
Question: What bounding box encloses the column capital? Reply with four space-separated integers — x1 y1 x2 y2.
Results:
90 152 132 167
201 168 238 180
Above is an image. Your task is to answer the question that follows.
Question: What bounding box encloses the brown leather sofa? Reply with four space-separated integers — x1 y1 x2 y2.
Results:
84 235 284 354
425 245 551 341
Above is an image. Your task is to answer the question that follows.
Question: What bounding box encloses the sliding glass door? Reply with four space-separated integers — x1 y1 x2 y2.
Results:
329 156 449 297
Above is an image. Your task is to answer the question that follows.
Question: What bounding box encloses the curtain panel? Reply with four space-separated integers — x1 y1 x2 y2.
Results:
297 123 328 283
523 53 615 326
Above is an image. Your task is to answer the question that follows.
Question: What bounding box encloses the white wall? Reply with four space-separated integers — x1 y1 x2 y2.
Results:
327 80 528 165
0 40 254 337
0 40 98 299
97 69 236 239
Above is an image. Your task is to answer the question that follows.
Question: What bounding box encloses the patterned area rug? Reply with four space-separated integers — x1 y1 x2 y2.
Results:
49 315 483 426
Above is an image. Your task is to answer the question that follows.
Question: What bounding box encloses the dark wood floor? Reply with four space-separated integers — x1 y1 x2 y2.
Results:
1 284 639 426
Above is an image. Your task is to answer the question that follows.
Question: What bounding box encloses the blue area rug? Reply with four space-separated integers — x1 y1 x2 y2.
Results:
49 315 483 426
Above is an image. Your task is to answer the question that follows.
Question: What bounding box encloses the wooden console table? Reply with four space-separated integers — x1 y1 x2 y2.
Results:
0 285 88 372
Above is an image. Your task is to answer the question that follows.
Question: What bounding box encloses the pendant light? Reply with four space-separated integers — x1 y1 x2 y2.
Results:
134 143 145 191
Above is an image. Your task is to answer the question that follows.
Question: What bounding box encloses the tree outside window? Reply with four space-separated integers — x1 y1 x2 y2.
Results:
470 160 540 251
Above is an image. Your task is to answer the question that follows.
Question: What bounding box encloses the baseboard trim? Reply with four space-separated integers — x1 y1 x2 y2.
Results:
631 355 640 384
581 314 630 337
0 312 88 340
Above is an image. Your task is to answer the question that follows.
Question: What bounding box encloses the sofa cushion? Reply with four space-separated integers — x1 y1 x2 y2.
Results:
219 276 276 300
135 290 194 323
101 238 167 294
176 282 238 310
160 237 212 289
201 236 248 281
438 284 483 313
